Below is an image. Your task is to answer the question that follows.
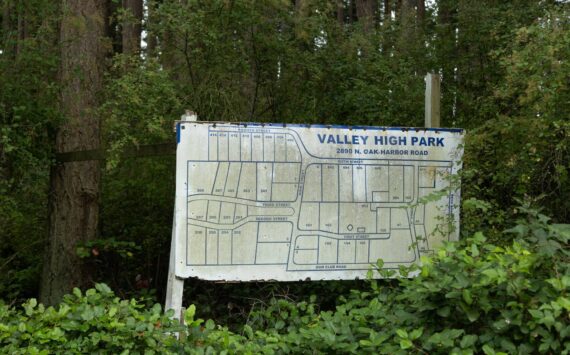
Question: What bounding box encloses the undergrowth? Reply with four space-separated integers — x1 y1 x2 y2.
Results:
0 208 568 354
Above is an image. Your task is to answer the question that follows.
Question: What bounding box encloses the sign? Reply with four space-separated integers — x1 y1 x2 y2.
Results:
172 122 464 281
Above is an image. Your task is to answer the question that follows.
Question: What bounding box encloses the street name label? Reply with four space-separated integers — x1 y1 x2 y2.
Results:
173 123 464 281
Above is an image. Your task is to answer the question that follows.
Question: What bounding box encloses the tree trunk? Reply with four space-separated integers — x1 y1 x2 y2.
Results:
337 0 344 25
417 0 425 22
145 0 157 56
122 0 142 55
350 0 357 24
15 0 24 56
356 0 376 33
2 0 12 56
395 0 401 19
384 0 391 22
40 0 108 306
437 0 458 124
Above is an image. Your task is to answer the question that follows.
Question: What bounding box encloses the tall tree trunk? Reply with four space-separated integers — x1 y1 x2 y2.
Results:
145 0 157 56
395 0 401 20
382 0 392 55
437 0 458 125
384 0 391 22
40 0 108 306
337 0 344 25
122 0 142 55
15 0 25 56
356 0 376 33
417 0 425 22
2 0 11 53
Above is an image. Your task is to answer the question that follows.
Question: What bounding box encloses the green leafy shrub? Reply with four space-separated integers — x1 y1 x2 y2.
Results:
462 117 570 241
0 284 185 354
1 211 567 354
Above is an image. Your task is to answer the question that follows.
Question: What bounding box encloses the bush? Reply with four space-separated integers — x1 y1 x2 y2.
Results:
1 210 568 354
230 208 569 354
461 117 570 241
0 284 185 354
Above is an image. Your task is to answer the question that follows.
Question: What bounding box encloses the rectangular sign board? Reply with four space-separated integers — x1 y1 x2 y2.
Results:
173 122 464 281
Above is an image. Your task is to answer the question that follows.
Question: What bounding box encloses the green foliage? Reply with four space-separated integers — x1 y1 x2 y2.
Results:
76 238 139 259
1 212 567 353
101 55 182 169
0 284 184 354
0 0 60 302
496 6 570 121
461 117 570 240
97 156 175 299
200 210 569 354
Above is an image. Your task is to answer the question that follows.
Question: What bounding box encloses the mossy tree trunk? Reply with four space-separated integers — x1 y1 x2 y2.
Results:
122 0 142 55
40 0 108 306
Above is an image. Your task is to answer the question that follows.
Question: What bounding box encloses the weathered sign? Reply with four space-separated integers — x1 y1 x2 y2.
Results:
172 122 464 281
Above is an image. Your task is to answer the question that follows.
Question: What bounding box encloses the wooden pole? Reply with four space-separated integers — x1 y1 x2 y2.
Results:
165 110 198 323
425 73 441 128
165 213 184 320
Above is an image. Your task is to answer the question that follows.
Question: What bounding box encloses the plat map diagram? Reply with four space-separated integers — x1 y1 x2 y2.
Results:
173 123 464 281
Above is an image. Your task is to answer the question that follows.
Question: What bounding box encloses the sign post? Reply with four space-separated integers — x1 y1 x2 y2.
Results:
425 73 441 128
165 111 197 321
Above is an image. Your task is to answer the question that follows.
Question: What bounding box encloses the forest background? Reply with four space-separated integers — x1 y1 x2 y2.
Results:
0 0 569 353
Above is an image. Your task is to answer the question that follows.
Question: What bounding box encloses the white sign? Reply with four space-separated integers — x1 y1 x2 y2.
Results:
173 122 464 281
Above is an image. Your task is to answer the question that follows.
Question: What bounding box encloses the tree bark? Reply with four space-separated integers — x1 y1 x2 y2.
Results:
15 0 24 56
145 0 157 56
356 0 376 33
122 0 142 55
437 0 458 124
417 0 425 22
40 0 108 306
2 0 12 55
395 0 401 19
337 0 344 25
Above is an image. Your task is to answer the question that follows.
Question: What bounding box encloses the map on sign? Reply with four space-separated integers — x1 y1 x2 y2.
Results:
172 122 464 281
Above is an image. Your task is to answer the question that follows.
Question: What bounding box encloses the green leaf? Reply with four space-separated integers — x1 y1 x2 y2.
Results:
528 309 542 318
465 307 480 322
462 289 473 305
95 283 112 294
108 306 117 317
556 296 570 311
81 308 94 321
437 306 451 317
400 338 413 350
184 304 196 324
460 334 478 348
376 259 384 269
470 244 480 257
396 329 408 339
410 328 423 340
482 344 496 355
205 319 215 330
